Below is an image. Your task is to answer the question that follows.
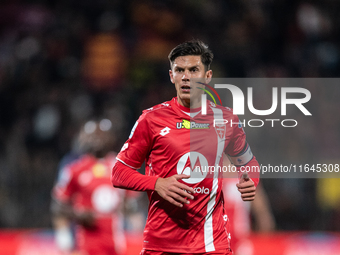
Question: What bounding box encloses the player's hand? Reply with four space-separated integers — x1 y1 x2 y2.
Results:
236 172 256 201
155 174 195 208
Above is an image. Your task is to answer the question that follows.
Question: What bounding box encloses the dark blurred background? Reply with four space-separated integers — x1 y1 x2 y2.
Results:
0 0 340 232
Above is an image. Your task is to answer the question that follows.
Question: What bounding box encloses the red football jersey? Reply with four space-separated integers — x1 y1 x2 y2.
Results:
117 97 258 253
52 153 126 255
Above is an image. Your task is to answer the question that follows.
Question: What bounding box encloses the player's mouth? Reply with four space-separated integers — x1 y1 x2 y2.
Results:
181 85 191 93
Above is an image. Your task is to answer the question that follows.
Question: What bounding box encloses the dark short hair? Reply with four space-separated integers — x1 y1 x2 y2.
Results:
168 40 214 70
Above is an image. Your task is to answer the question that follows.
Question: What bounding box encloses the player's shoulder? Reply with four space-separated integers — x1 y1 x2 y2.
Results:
139 99 173 120
55 155 91 187
142 100 172 114
63 154 95 175
207 100 235 116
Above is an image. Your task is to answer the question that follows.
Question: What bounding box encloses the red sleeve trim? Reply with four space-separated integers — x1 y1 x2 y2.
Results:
116 158 138 169
111 161 158 191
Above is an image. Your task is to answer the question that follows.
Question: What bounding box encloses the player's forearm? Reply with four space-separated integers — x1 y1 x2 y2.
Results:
111 161 158 191
237 157 260 187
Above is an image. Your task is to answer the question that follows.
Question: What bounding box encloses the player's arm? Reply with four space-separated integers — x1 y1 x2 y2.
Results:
51 164 96 251
112 161 195 207
51 197 95 228
51 165 77 252
111 160 158 191
225 116 260 201
228 145 259 201
236 171 256 201
222 153 257 201
50 197 75 252
51 198 97 253
112 113 195 207
53 161 97 227
110 114 161 192
230 148 259 201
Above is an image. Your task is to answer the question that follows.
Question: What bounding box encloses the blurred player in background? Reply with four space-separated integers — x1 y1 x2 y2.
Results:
222 155 275 255
111 40 260 254
51 118 127 255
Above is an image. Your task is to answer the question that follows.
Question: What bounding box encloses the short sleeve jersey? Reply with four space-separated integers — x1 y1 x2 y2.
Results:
117 97 250 253
52 153 126 254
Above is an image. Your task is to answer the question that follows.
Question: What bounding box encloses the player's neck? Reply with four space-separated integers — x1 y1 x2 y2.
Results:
175 97 201 116
177 97 201 109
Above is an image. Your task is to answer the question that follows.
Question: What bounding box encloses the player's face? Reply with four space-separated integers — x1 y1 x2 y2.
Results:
169 55 212 108
79 120 116 158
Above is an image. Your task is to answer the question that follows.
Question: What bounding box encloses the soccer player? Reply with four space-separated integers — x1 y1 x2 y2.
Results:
111 40 260 255
51 119 127 255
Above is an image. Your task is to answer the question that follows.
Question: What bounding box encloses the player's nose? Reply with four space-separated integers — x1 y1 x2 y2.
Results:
182 70 190 80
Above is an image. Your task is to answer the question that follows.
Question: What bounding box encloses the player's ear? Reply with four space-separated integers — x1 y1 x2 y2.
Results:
169 69 175 84
205 70 212 83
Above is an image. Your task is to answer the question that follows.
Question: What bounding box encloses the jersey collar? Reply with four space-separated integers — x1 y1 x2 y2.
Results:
171 97 201 119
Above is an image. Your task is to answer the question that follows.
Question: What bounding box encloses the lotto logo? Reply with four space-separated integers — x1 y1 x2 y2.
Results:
160 127 170 136
120 143 128 152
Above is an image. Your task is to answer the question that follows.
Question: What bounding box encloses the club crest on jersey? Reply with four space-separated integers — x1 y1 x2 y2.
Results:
214 123 226 139
176 119 210 129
